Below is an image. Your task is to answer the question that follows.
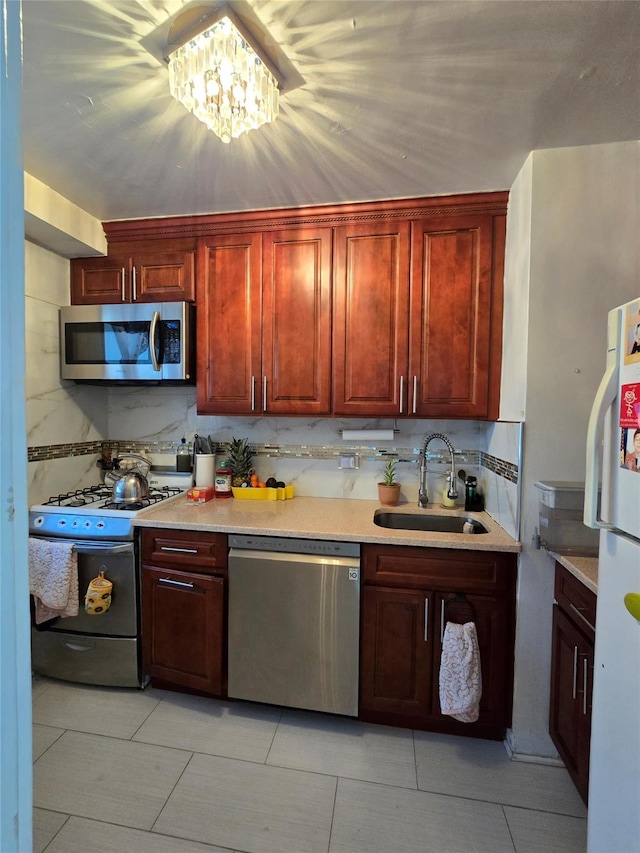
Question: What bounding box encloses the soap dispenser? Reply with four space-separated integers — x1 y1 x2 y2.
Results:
464 475 484 511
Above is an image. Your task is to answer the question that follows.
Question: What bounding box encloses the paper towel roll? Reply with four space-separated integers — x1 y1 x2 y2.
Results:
342 429 395 441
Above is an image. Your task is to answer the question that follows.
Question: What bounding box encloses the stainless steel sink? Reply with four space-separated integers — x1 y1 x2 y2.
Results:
373 510 489 534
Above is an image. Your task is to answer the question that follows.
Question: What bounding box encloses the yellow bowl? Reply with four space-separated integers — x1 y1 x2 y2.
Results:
232 486 294 501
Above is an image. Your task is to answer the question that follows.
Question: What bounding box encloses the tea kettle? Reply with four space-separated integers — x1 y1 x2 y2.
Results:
104 454 151 503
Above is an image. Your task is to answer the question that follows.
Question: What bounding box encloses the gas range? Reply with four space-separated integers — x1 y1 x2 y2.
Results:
29 473 188 541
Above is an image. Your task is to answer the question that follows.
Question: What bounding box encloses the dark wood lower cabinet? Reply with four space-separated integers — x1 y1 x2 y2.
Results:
549 563 595 805
140 528 228 697
142 567 225 696
359 544 516 740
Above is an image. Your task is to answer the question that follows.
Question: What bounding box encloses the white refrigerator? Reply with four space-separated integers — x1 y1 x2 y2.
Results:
585 297 640 853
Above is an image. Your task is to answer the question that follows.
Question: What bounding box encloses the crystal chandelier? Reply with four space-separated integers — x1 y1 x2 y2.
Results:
165 9 281 144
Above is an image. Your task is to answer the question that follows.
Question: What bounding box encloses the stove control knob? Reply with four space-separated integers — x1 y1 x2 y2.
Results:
57 518 67 528
33 515 45 527
96 521 105 529
83 520 92 529
70 520 80 528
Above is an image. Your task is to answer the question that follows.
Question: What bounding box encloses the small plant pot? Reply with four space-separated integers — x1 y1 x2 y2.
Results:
378 482 401 507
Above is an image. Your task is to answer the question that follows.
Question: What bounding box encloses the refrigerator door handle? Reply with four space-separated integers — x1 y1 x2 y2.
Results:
585 309 620 529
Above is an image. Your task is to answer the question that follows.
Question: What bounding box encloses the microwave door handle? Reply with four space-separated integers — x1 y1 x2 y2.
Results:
149 310 161 372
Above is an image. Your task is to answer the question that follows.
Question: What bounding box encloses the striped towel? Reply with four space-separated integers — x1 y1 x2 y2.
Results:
28 537 78 624
439 621 482 723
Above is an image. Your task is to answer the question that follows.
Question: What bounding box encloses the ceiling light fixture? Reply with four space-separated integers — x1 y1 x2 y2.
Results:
164 6 282 144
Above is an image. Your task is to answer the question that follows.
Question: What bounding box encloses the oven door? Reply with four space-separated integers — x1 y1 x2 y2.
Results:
32 539 137 637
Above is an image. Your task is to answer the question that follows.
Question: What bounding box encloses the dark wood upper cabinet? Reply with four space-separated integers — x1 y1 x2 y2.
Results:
71 239 195 304
333 220 410 417
409 214 500 419
197 232 262 415
262 228 332 415
197 227 332 416
75 192 508 418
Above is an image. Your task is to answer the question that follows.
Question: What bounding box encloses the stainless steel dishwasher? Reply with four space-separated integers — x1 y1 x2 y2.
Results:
228 534 360 716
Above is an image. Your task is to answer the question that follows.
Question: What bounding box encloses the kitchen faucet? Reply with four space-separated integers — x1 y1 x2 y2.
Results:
418 433 458 508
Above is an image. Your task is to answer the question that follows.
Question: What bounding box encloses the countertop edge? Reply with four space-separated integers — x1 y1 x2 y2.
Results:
550 551 599 594
132 495 522 554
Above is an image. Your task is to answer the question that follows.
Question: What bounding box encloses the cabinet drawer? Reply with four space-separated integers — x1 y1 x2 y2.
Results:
555 563 596 641
141 528 228 572
362 544 516 593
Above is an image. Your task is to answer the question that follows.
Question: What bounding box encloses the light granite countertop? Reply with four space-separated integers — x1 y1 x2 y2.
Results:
134 495 521 553
550 552 599 594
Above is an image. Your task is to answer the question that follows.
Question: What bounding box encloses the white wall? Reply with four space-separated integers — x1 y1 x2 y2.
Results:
25 241 108 504
506 140 640 757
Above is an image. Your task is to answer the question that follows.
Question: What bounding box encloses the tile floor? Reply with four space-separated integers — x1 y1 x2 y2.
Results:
32 676 587 853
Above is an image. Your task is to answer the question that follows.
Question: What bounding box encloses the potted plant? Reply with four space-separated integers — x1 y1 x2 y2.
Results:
378 458 401 506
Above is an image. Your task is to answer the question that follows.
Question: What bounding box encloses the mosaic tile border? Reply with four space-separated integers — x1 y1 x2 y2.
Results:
28 440 517 482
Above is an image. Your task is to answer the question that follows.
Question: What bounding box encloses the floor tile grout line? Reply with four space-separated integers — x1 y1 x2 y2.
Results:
126 693 165 741
40 812 72 853
501 803 519 853
148 749 197 835
262 706 284 765
325 775 340 853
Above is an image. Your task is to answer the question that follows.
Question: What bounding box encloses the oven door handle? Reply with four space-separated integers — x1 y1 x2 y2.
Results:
35 538 133 556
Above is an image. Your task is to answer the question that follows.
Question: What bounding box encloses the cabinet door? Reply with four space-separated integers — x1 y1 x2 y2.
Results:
262 228 332 414
433 592 513 735
360 586 434 720
549 606 592 804
132 250 195 302
333 220 410 416
196 233 262 414
409 215 500 419
142 567 225 696
70 256 129 304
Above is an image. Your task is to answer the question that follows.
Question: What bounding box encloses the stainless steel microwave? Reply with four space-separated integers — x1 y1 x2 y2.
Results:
60 302 195 384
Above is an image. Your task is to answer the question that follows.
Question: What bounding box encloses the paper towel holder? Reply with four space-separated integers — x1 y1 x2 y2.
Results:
339 421 398 441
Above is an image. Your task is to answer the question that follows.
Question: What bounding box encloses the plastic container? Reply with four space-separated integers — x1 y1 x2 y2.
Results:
186 486 215 504
232 485 294 501
534 481 599 556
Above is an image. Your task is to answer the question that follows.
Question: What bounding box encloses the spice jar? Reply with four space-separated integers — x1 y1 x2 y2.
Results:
214 462 233 498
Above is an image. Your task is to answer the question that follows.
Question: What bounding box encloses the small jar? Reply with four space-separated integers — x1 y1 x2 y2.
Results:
176 438 192 472
214 463 233 498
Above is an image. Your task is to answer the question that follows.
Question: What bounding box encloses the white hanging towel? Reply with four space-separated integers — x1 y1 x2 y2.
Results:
439 620 482 723
29 537 78 624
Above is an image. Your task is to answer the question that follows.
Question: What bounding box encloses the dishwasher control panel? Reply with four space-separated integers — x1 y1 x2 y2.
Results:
228 534 360 559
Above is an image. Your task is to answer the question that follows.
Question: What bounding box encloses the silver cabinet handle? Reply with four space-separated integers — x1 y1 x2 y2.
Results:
440 599 445 643
132 266 137 301
583 657 588 715
263 375 267 412
149 310 161 372
159 546 198 554
251 375 256 411
412 376 418 414
158 577 195 589
399 375 404 414
121 267 126 302
572 645 579 699
424 598 429 642
569 602 596 633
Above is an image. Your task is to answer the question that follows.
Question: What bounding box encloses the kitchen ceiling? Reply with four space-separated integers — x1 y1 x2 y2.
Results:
22 0 640 224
